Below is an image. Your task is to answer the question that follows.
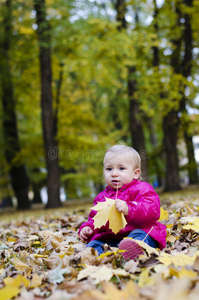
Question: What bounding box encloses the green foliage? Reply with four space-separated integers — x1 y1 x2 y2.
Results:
0 0 199 199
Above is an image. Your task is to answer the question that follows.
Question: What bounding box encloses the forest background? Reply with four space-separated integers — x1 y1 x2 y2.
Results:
1 0 199 210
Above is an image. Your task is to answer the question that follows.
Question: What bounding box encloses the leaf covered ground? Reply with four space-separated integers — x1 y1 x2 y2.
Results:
1 186 199 300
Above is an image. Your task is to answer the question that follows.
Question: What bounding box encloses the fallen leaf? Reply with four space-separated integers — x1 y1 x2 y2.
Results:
166 234 177 244
138 268 156 287
74 280 139 300
77 265 129 284
132 239 160 256
13 258 31 272
74 247 97 265
193 256 199 272
153 277 195 300
29 274 43 288
0 244 9 250
157 251 199 267
183 224 199 232
159 207 169 221
153 264 170 279
0 286 20 300
177 267 197 278
124 260 140 274
4 274 30 288
59 280 93 294
50 232 64 248
48 262 71 284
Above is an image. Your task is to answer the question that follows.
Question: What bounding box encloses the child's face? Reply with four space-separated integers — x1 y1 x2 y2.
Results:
104 153 140 190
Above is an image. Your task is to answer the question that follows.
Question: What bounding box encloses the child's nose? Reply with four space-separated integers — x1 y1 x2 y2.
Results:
112 169 118 176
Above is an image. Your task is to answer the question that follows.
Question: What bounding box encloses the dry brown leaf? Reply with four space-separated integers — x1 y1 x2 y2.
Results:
13 257 31 272
75 281 139 300
124 260 140 274
29 274 43 288
59 279 94 294
1 187 199 300
50 232 64 248
74 247 97 265
77 265 129 284
193 256 199 272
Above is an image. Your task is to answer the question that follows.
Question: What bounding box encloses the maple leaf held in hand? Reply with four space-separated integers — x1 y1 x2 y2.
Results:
91 197 127 234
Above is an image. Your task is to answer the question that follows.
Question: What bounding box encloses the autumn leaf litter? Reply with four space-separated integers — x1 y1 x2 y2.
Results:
1 188 199 299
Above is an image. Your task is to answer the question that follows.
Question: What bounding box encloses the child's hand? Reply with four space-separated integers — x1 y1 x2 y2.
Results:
115 199 129 216
79 226 94 241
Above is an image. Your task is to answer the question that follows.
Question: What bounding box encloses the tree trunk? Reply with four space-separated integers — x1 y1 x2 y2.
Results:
34 0 62 208
180 0 198 184
109 91 123 131
147 0 162 186
152 0 159 67
128 67 148 180
162 2 182 191
147 118 162 187
32 182 42 203
0 0 30 209
115 0 148 180
115 0 127 30
184 131 198 183
162 111 181 191
54 63 64 137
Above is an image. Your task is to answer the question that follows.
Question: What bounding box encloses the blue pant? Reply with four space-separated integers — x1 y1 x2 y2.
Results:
86 229 157 255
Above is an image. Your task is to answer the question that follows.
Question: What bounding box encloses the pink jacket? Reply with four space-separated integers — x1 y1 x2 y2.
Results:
79 179 167 250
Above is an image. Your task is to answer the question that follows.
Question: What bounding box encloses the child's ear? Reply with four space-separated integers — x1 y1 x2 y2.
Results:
133 168 140 179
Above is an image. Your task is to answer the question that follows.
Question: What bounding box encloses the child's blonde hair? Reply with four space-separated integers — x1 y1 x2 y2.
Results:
103 145 142 180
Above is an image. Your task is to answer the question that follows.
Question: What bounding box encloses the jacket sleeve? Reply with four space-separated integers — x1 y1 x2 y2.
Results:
78 193 104 237
125 183 160 228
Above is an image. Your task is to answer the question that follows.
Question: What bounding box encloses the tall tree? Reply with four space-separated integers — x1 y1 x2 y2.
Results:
180 0 198 184
0 0 31 209
151 0 180 190
161 1 182 191
34 0 62 208
114 0 148 180
162 0 198 189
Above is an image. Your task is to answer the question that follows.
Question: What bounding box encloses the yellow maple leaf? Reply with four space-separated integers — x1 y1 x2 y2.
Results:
183 224 199 232
0 286 20 300
138 268 156 287
133 239 160 256
91 197 127 234
4 274 30 288
2 274 30 300
170 267 197 278
157 251 199 267
182 217 199 232
158 207 169 221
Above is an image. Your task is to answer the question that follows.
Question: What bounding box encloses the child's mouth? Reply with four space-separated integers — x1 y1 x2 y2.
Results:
112 180 119 185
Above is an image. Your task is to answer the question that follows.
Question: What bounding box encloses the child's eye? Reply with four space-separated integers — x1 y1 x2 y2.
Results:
106 167 112 171
119 167 125 170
